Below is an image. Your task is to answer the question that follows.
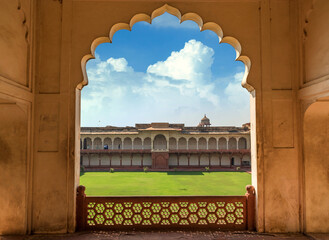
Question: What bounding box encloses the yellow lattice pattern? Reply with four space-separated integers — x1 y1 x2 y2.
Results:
86 200 245 227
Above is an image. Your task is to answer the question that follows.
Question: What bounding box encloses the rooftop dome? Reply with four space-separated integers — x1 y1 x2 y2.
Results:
198 114 211 127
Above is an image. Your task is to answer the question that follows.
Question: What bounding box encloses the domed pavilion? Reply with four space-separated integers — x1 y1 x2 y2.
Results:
198 114 211 127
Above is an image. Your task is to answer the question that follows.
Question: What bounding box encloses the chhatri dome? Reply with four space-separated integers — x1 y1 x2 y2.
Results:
198 114 211 127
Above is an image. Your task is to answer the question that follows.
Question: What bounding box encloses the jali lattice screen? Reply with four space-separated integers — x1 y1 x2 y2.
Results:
79 195 247 230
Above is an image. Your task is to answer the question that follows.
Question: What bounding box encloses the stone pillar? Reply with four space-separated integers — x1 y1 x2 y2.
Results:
245 185 256 231
76 186 86 231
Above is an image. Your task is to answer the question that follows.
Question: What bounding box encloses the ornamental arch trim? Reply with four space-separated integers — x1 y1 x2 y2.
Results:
78 4 253 92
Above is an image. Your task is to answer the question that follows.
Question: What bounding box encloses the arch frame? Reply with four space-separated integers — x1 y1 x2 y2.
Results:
67 0 269 234
74 2 260 231
78 4 254 93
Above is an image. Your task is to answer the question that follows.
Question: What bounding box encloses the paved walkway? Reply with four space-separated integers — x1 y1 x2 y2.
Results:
1 231 329 240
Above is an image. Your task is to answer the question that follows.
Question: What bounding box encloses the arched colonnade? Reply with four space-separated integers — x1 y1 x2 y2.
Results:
80 135 249 150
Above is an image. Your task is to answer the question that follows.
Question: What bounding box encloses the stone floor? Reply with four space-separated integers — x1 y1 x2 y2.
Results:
1 231 329 240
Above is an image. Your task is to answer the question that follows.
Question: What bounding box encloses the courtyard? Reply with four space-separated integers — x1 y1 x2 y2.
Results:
79 171 251 196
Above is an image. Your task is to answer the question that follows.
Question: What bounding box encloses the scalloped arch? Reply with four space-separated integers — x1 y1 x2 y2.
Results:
79 4 254 92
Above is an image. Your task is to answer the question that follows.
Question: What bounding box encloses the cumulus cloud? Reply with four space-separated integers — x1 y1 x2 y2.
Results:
147 40 213 81
106 57 133 72
82 40 249 127
146 40 219 105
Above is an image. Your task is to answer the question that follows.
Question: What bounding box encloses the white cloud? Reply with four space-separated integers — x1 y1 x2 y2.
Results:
224 72 249 106
82 40 250 127
147 40 213 81
146 39 219 105
234 72 244 82
107 57 133 72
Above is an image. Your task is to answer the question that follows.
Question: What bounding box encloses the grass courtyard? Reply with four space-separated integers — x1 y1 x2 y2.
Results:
79 171 251 196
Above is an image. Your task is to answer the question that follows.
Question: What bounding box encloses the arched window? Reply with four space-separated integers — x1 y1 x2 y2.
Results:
133 137 142 149
178 137 187 150
153 134 167 150
198 137 207 150
228 137 237 150
113 138 122 150
123 137 132 149
218 137 227 150
84 138 92 149
93 137 102 149
104 138 112 149
238 137 247 149
169 137 177 150
143 137 151 150
188 138 197 150
208 138 217 150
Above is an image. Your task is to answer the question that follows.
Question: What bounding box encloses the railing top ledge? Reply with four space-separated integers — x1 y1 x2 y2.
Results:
77 184 255 197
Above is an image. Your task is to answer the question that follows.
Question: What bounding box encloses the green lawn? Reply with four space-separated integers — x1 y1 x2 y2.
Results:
80 171 251 196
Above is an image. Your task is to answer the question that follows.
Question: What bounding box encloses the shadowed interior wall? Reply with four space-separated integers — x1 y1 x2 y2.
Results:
303 101 329 232
301 0 329 232
0 103 28 235
304 0 329 83
0 1 29 86
0 0 32 235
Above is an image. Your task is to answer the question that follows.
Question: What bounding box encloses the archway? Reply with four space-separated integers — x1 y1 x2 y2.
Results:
76 3 257 232
303 99 329 232
153 134 167 150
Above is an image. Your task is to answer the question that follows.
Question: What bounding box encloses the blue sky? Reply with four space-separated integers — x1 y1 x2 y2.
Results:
81 13 250 127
